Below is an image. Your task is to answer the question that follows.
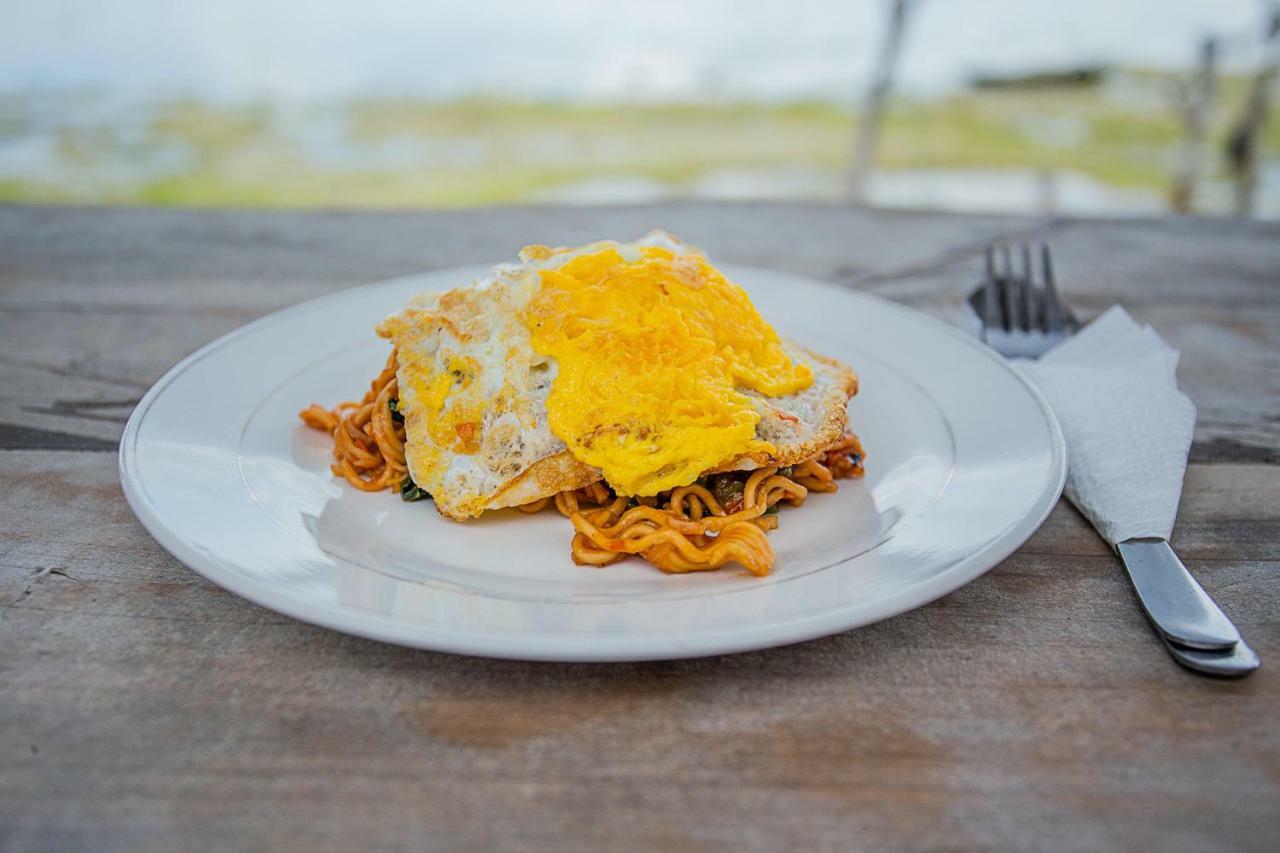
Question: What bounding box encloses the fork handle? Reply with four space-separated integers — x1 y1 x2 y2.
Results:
1116 538 1242 651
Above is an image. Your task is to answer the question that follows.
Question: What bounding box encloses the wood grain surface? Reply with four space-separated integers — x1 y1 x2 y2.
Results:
0 203 1277 852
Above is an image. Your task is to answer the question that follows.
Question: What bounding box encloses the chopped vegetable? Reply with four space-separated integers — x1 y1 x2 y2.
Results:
400 476 430 502
711 474 746 513
388 398 404 422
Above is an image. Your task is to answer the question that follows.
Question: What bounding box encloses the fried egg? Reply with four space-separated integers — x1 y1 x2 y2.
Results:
376 232 857 520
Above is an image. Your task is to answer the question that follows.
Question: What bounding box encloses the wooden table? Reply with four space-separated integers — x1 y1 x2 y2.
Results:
1 204 1277 851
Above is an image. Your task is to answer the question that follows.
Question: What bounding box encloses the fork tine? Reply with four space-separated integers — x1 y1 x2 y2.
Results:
1041 244 1066 334
980 278 1001 341
999 245 1017 333
980 246 1001 339
1019 242 1038 333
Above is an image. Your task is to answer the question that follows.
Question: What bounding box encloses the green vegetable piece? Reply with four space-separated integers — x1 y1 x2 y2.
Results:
400 476 430 502
711 475 745 510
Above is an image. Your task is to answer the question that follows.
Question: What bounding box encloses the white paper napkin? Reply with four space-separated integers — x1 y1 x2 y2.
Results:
1018 306 1197 546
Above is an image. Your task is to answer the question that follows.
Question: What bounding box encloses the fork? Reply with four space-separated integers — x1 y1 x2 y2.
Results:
970 243 1258 677
968 243 1078 359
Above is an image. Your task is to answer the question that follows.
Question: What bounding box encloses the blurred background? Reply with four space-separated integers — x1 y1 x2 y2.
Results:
1 0 1277 218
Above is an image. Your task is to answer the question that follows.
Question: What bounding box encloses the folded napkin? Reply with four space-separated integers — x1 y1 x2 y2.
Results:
1018 307 1197 546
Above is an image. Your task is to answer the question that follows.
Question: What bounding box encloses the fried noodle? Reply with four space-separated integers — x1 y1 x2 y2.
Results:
299 350 865 576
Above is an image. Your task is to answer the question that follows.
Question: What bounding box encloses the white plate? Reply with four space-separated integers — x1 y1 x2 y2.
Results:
120 265 1065 661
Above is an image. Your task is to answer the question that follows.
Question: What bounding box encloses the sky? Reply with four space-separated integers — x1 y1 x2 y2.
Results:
0 0 1271 102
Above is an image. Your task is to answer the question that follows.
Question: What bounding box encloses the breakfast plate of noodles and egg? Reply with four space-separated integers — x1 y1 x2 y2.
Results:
121 232 1066 661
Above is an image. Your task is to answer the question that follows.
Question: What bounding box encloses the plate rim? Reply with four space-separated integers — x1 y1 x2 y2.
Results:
119 265 1067 661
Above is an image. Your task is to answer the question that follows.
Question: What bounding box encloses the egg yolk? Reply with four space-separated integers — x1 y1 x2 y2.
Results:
523 246 813 496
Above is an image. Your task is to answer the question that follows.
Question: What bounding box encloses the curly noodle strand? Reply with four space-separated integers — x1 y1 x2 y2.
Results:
301 351 865 575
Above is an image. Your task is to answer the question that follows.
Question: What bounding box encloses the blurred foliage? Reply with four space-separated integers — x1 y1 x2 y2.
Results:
0 70 1276 209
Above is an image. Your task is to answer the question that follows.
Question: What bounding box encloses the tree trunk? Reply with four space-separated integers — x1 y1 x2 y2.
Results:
1227 8 1279 217
848 0 916 202
1170 37 1217 214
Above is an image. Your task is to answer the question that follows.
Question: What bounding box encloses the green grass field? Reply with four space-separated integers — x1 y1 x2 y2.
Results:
1 71 1275 210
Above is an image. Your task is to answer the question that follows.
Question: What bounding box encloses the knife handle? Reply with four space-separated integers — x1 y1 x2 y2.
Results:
1115 538 1242 651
